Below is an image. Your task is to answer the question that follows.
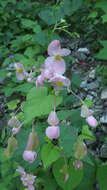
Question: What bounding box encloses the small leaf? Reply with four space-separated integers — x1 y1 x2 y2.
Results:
8 99 20 110
79 125 95 141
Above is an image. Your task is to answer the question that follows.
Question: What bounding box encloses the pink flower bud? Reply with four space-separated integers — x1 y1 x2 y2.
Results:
47 111 59 126
73 140 87 160
23 150 37 164
86 115 98 128
73 160 83 169
12 127 21 135
8 116 17 126
46 126 60 140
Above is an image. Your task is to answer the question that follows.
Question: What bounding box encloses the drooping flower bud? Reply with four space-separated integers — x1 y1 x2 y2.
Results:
5 136 18 158
23 150 37 164
8 116 21 128
81 105 93 118
46 126 60 140
47 111 59 126
86 115 98 128
23 132 39 163
73 160 83 170
26 132 39 151
12 126 21 135
73 140 87 160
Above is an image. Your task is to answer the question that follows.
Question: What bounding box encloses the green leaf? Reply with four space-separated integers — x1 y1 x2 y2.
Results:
96 41 107 60
88 11 98 19
23 87 62 122
39 8 55 25
41 143 60 169
79 125 95 141
72 0 83 13
53 158 83 190
8 99 20 110
75 162 96 190
97 163 107 190
59 125 77 157
102 14 107 23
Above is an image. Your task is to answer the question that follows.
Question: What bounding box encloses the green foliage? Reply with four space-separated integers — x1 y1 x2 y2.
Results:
53 159 83 190
79 125 95 141
97 163 107 190
96 41 107 60
41 143 60 169
23 87 62 123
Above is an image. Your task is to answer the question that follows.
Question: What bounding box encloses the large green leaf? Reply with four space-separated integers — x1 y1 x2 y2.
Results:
59 125 77 157
53 158 83 190
41 143 61 169
97 163 107 190
75 162 96 190
23 87 62 122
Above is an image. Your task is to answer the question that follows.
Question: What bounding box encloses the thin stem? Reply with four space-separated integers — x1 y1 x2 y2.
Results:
54 94 56 112
69 88 85 105
32 119 35 132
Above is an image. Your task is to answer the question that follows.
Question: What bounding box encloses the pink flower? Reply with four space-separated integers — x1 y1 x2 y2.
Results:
23 150 37 164
46 126 60 140
86 115 98 128
73 160 83 170
49 74 71 87
8 116 17 126
45 40 71 75
15 62 26 81
21 174 36 190
8 116 21 128
47 111 59 126
16 166 36 190
12 126 21 135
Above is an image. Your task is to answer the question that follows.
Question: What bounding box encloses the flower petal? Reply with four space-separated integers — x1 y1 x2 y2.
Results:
48 40 61 56
16 72 26 80
45 56 55 68
59 48 71 56
53 58 66 75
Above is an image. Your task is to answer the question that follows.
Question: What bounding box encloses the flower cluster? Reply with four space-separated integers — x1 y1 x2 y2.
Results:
36 40 71 89
16 166 36 190
46 111 60 140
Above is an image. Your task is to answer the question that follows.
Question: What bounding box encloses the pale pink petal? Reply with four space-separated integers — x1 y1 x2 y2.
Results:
28 185 35 190
48 40 61 56
53 58 66 75
50 74 70 87
46 126 60 140
86 116 98 128
45 56 55 68
59 48 71 56
12 127 21 135
23 150 37 163
15 63 26 81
